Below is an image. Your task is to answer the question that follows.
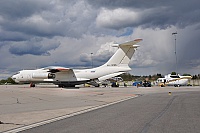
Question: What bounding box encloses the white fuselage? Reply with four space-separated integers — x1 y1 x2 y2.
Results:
12 65 130 83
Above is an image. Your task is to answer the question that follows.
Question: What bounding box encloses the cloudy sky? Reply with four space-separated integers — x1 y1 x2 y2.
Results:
0 0 200 79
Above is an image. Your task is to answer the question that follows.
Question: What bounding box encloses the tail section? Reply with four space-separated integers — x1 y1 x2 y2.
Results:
103 39 142 67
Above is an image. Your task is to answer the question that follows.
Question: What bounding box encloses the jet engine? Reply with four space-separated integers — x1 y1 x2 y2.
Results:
32 73 55 79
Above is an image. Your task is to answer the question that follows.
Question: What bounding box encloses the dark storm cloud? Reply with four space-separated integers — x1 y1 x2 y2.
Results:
80 50 114 67
0 0 96 39
0 0 62 38
1 20 65 38
0 31 30 42
87 0 200 12
80 53 91 63
9 38 60 56
0 0 51 19
93 51 113 63
176 27 200 69
87 0 166 9
89 0 200 30
0 0 59 39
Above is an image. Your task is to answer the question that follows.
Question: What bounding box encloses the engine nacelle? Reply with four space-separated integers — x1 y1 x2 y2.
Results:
32 73 55 79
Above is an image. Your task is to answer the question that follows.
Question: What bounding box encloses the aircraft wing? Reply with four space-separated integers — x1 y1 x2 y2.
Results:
43 66 72 73
43 66 91 81
98 72 125 81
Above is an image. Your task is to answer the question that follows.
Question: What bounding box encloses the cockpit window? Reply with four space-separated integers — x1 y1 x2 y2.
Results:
15 72 20 75
170 75 180 78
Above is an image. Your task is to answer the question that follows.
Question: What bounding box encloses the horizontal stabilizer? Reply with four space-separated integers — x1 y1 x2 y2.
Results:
112 39 142 48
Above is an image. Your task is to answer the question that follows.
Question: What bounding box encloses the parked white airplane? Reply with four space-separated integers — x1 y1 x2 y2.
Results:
12 39 142 87
156 74 192 87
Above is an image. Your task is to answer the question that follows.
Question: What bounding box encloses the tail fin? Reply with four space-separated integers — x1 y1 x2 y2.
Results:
103 39 142 67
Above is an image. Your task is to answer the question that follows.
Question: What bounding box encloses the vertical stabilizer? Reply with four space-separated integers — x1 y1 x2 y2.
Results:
103 39 142 67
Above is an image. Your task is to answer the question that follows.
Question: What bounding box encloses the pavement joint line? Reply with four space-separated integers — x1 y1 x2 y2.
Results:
3 95 139 133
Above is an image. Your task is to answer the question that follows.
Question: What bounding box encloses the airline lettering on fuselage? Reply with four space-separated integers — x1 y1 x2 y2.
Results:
107 64 117 66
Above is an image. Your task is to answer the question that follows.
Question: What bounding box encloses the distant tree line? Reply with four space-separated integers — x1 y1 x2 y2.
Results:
0 77 16 85
120 73 163 81
120 72 200 81
192 74 200 80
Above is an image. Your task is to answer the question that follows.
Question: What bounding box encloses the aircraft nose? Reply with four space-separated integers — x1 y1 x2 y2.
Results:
12 74 18 82
11 75 16 80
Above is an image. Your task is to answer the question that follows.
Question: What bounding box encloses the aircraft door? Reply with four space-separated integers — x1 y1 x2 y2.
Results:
27 74 31 81
164 79 166 84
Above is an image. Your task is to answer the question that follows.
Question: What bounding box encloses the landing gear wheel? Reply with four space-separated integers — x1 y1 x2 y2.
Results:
58 84 75 88
30 83 35 87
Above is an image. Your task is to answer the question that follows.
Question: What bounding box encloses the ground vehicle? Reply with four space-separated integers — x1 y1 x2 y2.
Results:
133 81 142 86
142 81 151 87
111 82 119 87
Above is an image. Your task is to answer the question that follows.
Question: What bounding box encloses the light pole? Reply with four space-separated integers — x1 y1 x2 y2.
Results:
91 53 93 68
172 32 178 75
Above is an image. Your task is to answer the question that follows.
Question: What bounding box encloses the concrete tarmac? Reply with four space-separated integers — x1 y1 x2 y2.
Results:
0 84 136 132
0 85 200 132
21 91 200 133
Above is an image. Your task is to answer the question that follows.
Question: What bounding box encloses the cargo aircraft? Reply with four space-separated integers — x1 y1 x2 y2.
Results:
12 39 142 87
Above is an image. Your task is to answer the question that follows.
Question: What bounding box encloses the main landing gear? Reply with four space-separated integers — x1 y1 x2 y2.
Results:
30 82 35 87
58 84 75 88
